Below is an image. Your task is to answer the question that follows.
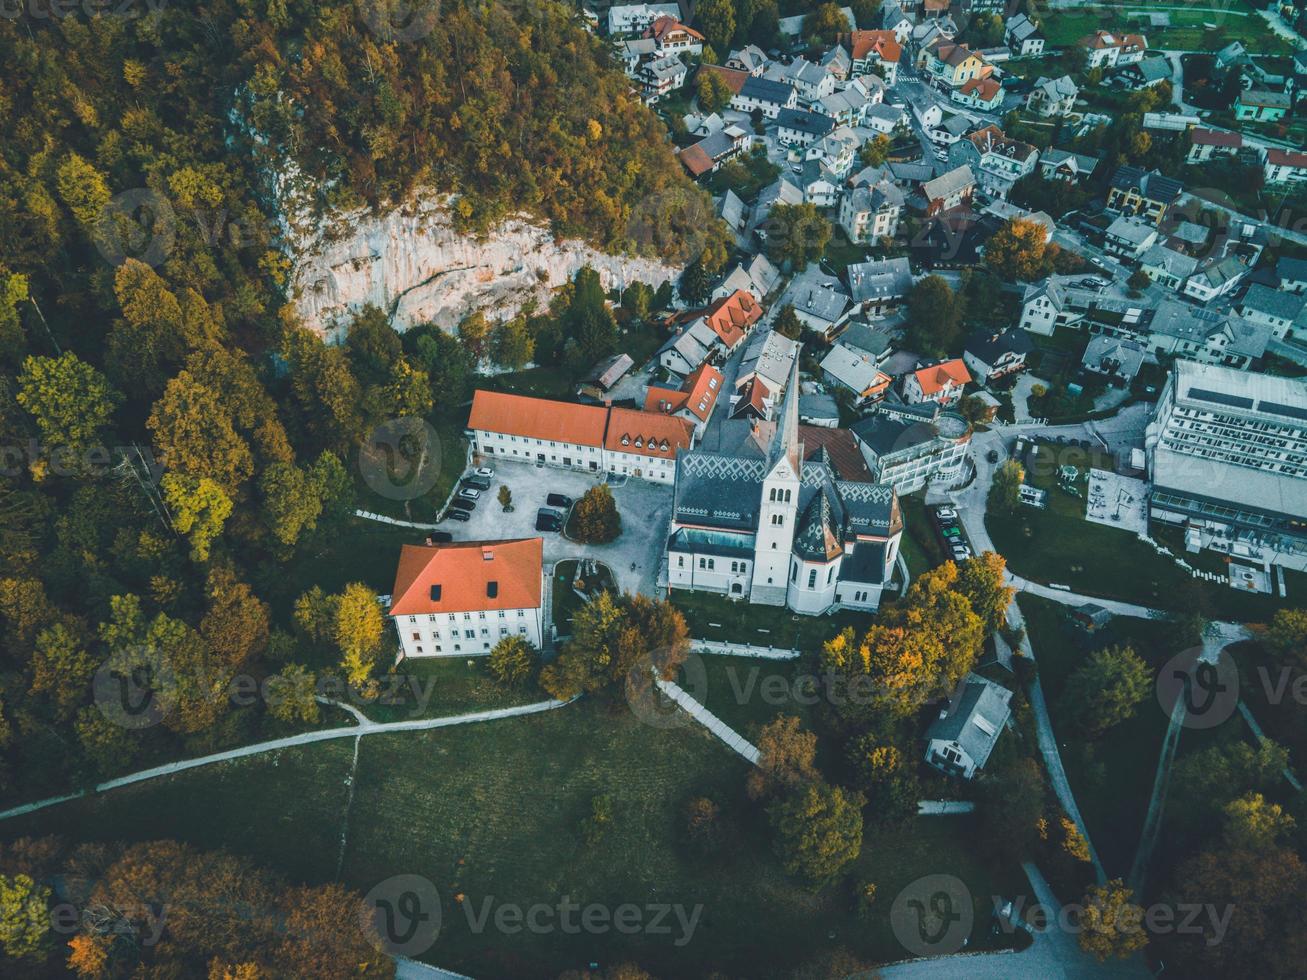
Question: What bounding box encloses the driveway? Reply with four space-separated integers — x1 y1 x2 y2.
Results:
445 459 672 598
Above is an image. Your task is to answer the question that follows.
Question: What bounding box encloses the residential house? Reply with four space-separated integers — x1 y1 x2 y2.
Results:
962 329 1034 385
1279 256 1307 294
920 165 975 216
1005 13 1044 57
917 39 992 91
717 189 748 249
1182 253 1250 303
1038 148 1100 183
1112 55 1171 90
821 43 852 81
732 75 798 119
607 2 680 35
640 54 687 103
983 198 1054 242
1237 282 1306 339
820 81 876 127
799 158 843 207
838 320 897 364
842 29 903 85
1186 128 1242 164
776 107 836 147
913 16 959 51
779 264 852 337
953 75 1004 112
888 159 938 189
468 390 694 484
839 180 905 245
736 329 801 412
767 58 835 106
1106 165 1183 224
903 359 971 406
750 176 805 234
1017 276 1069 336
579 352 634 399
947 126 1038 200
1235 88 1290 122
821 344 893 403
645 16 703 56
806 127 861 180
1025 75 1078 118
725 45 768 75
657 317 720 375
390 538 545 659
677 125 749 178
798 385 841 427
616 37 658 77
1264 148 1307 185
714 254 782 302
864 102 906 135
924 673 1013 779
659 290 762 375
1081 335 1146 386
1079 30 1148 69
1103 215 1160 261
644 362 725 433
915 102 943 132
845 256 913 315
850 402 973 493
881 2 913 44
928 112 974 146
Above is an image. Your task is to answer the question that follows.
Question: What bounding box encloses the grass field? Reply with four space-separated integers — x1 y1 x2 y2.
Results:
899 493 950 578
670 590 876 653
1020 595 1175 877
1035 2 1290 54
2 700 1025 978
353 414 471 523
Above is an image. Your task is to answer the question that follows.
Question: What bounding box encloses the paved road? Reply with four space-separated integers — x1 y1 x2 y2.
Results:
0 697 573 824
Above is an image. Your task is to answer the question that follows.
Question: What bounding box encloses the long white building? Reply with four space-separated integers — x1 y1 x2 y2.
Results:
1145 361 1307 572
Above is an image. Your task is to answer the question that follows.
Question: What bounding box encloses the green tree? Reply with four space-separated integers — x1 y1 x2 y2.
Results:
764 203 831 270
0 873 50 959
29 622 97 722
844 737 919 826
747 715 820 801
487 635 540 687
406 324 474 415
984 218 1057 282
680 259 713 305
696 0 736 49
1265 608 1307 668
774 304 803 340
161 473 233 562
622 281 653 322
1077 880 1148 961
570 484 621 543
148 371 254 493
858 134 891 169
768 781 865 886
1127 269 1151 292
988 459 1025 514
804 2 850 42
490 315 534 370
16 352 120 454
697 70 734 114
905 275 961 356
954 551 1014 634
334 582 385 689
1223 792 1296 851
265 664 321 725
497 484 512 511
1059 645 1151 738
344 305 402 386
457 311 491 362
259 460 325 551
0 267 29 365
54 151 110 229
977 756 1046 861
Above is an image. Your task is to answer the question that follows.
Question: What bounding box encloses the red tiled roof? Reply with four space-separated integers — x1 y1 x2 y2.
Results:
644 363 723 423
390 538 542 617
696 64 749 95
1190 128 1241 148
647 15 704 43
960 77 1002 101
801 427 874 482
845 30 902 64
1268 148 1307 169
678 143 714 177
1081 30 1146 51
913 359 972 395
603 407 694 460
701 289 762 347
732 376 771 418
469 390 608 446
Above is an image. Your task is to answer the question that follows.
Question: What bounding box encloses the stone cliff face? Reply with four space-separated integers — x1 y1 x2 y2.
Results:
289 196 679 340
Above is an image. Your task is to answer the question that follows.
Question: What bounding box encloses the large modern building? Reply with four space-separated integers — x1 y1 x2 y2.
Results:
850 402 972 494
1145 361 1307 572
666 361 904 614
389 538 545 659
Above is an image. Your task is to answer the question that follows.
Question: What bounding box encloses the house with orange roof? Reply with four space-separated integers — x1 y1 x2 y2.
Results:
703 290 763 348
389 538 544 658
1265 147 1307 186
953 75 1002 112
468 389 694 484
842 30 903 85
644 363 725 433
645 15 703 56
902 359 972 407
1079 30 1147 69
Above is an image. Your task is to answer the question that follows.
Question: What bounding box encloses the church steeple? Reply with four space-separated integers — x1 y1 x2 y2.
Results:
767 355 803 477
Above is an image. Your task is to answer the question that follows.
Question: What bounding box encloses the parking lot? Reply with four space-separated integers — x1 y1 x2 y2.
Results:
929 503 973 562
439 458 673 596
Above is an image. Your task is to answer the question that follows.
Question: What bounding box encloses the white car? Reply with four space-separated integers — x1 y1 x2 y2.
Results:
473 467 494 479
457 487 481 501
935 507 958 520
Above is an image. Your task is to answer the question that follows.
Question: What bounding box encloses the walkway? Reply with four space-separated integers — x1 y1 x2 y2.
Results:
916 800 975 815
354 509 443 531
654 676 760 764
1238 702 1304 792
0 698 571 824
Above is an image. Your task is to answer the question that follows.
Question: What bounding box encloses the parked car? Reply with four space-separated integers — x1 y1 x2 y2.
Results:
462 476 491 491
934 507 957 520
535 508 563 532
447 509 471 522
428 531 453 543
451 498 476 512
546 492 573 509
473 467 494 479
951 544 972 560
457 487 481 500
942 526 962 539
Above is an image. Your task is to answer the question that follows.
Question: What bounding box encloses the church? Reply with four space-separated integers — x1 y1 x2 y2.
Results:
666 360 904 614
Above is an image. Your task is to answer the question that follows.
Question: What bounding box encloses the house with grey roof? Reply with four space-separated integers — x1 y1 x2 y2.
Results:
776 107 836 147
1279 256 1307 294
1005 13 1043 57
1112 55 1171 90
924 673 1013 779
837 321 896 363
778 264 852 337
820 343 892 403
1237 282 1307 339
731 75 797 119
839 181 905 246
715 254 782 301
1081 335 1146 385
1038 147 1099 183
1104 215 1159 260
963 328 1034 385
920 165 975 216
845 256 913 314
1026 75 1078 117
864 102 906 135
749 177 804 234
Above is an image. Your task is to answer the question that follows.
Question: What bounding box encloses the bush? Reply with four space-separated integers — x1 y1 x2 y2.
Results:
569 484 621 543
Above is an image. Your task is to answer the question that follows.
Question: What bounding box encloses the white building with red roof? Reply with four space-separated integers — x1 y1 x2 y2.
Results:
1186 128 1242 164
644 363 724 433
902 359 972 406
390 538 544 658
1264 148 1307 186
1079 30 1147 69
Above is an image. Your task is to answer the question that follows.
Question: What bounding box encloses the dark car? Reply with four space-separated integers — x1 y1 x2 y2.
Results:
451 498 476 512
546 492 573 509
428 531 453 543
446 510 471 522
462 476 491 492
535 508 563 532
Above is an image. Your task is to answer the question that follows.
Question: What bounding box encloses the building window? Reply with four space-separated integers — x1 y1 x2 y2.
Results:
706 558 715 570
699 557 706 569
411 632 420 641
772 514 784 526
464 629 475 639
807 569 817 588
677 556 684 568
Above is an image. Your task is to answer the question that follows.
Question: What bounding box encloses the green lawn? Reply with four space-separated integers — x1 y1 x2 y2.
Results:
670 590 875 653
1020 595 1175 877
900 493 949 577
482 365 576 400
364 658 546 723
3 700 1025 978
683 653 818 740
353 414 471 523
1036 3 1290 53
823 227 870 275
